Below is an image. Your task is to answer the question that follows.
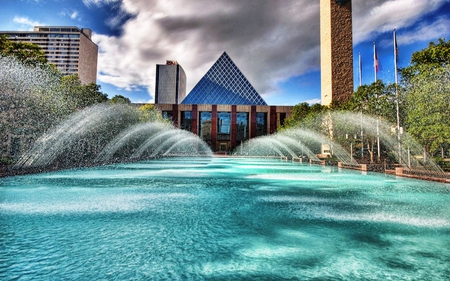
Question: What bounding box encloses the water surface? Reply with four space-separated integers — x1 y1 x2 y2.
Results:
1 157 449 280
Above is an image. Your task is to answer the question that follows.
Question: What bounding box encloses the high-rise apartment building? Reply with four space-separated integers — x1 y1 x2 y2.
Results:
1 26 98 84
155 60 186 104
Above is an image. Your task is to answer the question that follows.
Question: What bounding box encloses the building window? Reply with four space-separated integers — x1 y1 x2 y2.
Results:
236 112 249 141
162 111 173 122
181 111 192 132
217 112 231 135
200 111 212 141
256 112 267 136
279 113 287 127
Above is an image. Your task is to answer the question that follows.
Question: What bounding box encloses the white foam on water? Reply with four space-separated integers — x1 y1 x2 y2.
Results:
258 195 384 207
289 204 450 228
34 168 212 180
0 192 196 215
246 174 322 181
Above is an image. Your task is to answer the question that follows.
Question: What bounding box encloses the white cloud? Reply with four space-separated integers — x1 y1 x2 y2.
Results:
304 98 322 105
13 16 43 30
93 0 321 101
397 15 450 45
91 0 450 102
70 11 79 20
82 0 121 8
352 0 447 44
59 9 80 21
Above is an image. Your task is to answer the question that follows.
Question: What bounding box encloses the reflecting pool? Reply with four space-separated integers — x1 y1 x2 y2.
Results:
1 158 449 280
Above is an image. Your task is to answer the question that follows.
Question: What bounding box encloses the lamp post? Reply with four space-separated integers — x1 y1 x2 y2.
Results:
346 133 357 163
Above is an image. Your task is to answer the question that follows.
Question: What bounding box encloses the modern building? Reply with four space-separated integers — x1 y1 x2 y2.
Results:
0 26 98 84
181 52 267 105
154 103 291 152
320 0 353 106
155 60 186 104
152 52 289 152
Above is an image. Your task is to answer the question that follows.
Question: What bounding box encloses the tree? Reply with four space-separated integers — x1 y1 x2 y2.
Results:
281 102 326 129
60 75 108 110
405 65 450 157
0 34 47 66
410 38 450 67
401 38 450 86
138 103 168 123
401 39 450 157
110 95 131 104
343 80 397 123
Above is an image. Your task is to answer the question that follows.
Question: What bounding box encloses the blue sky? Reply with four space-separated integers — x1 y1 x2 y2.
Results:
1 0 450 105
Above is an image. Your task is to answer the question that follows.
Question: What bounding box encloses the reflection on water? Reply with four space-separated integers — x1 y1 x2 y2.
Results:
1 157 449 280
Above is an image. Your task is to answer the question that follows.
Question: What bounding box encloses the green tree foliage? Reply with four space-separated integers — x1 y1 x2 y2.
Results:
401 38 450 156
405 65 450 155
410 38 450 67
110 95 131 104
342 80 398 124
138 103 168 123
282 102 326 129
60 75 108 111
0 34 47 66
401 38 450 86
1 55 108 162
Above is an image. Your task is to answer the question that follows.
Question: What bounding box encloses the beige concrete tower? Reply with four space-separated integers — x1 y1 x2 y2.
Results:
320 0 354 106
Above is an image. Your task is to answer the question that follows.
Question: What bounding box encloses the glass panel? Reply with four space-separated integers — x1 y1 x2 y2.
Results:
256 112 267 137
181 52 267 105
279 113 286 127
181 111 192 131
200 112 212 141
162 111 172 121
217 112 231 135
236 112 249 141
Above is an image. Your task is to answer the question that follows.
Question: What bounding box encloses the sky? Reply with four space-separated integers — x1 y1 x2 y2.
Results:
1 0 450 106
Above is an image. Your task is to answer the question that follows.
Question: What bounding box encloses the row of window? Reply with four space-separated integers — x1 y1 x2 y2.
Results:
53 64 78 68
46 47 79 51
8 33 80 38
34 40 80 45
3 38 80 47
48 60 78 64
37 28 80 33
47 56 79 59
44 43 80 47
46 52 79 55
163 111 268 141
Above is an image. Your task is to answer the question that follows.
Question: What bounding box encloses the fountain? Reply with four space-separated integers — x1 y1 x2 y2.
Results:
1 55 449 280
235 127 357 165
0 55 211 174
14 103 212 170
235 111 448 181
1 157 449 279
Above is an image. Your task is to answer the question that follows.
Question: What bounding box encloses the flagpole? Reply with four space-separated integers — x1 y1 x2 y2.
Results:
393 29 402 165
358 52 362 86
373 42 377 82
394 29 400 130
394 30 398 85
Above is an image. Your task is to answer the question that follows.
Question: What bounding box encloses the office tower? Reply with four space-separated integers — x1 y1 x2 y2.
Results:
155 60 186 104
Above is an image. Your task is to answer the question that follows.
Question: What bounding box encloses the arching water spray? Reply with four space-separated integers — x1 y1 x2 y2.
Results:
15 104 212 170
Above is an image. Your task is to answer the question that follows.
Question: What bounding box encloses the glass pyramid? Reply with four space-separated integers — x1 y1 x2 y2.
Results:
181 52 267 105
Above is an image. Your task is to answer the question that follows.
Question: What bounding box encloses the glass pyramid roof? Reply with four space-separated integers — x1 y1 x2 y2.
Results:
181 52 267 105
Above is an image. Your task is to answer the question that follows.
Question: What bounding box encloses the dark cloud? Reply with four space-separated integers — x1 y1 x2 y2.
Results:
93 0 449 102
